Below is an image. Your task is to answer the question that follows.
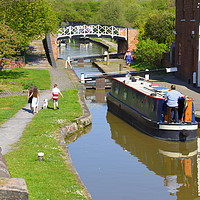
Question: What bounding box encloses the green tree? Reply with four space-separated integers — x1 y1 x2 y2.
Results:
98 0 125 26
143 13 175 46
134 38 167 68
124 2 151 29
52 0 101 25
0 0 59 52
0 23 20 58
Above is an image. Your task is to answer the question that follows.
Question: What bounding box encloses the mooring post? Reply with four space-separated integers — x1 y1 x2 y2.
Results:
145 69 149 80
104 51 107 62
104 51 109 65
119 64 122 73
81 73 85 83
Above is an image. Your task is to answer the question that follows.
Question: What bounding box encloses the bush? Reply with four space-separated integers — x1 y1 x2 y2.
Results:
134 38 167 69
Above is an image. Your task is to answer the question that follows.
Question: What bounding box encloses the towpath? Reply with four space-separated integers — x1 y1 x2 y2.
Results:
0 40 76 155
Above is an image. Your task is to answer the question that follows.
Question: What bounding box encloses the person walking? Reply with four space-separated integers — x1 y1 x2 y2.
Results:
27 84 34 112
52 84 63 110
32 87 40 114
124 49 132 67
164 85 184 123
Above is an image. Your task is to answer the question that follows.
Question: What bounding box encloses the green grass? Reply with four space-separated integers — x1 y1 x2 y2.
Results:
0 95 26 125
4 90 87 200
90 37 116 52
0 68 50 91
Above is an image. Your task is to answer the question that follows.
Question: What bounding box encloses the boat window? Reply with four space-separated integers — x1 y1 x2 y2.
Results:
123 89 127 100
132 92 135 100
114 87 119 95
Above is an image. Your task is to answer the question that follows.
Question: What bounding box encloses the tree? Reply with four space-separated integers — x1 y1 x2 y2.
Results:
52 0 101 25
0 0 59 52
143 12 175 46
134 38 167 69
98 0 125 26
0 23 20 58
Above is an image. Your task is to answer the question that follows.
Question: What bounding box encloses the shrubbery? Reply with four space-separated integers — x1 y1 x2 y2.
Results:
134 39 167 69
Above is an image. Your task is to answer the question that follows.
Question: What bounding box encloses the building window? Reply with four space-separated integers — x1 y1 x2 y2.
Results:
114 86 119 95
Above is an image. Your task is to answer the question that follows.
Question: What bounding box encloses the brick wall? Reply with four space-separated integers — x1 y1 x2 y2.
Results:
175 0 200 84
0 57 24 70
127 29 139 51
117 29 139 53
50 34 58 60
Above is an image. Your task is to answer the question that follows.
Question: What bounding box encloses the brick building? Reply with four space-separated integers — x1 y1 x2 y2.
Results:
175 0 200 86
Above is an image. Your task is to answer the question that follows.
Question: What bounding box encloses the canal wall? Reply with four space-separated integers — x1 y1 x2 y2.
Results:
0 148 28 199
53 59 93 200
42 33 58 68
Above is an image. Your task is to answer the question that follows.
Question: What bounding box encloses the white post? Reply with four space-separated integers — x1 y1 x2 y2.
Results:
145 69 149 80
38 152 44 161
193 72 197 86
65 56 71 69
81 73 85 83
104 51 108 61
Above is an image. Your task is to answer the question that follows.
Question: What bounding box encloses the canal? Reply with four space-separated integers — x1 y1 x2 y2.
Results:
59 39 200 200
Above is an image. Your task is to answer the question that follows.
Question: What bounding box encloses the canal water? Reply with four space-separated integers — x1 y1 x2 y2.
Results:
59 40 200 200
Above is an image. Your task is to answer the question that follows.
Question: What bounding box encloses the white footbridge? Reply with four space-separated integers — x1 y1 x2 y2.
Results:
57 24 128 40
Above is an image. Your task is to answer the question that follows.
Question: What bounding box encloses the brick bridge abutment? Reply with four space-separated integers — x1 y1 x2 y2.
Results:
117 28 139 53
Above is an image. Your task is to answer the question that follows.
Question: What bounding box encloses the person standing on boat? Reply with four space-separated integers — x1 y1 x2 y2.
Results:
164 85 183 123
124 49 132 67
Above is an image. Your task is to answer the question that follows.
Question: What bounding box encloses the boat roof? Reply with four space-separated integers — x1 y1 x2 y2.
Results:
113 76 169 99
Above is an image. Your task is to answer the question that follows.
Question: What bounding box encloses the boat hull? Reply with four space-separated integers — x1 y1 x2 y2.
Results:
107 93 198 142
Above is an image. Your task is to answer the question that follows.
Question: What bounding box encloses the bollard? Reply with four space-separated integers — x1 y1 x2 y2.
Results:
104 51 108 62
193 72 197 87
119 64 122 73
81 73 85 83
145 69 149 80
38 152 44 161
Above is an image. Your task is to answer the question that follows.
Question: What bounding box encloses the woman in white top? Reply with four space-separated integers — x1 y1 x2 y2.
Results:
32 87 40 114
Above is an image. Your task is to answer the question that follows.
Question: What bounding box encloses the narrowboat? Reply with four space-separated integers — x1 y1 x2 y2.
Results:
106 73 198 141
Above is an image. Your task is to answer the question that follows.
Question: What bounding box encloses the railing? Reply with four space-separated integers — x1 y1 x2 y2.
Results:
80 67 178 83
57 24 127 40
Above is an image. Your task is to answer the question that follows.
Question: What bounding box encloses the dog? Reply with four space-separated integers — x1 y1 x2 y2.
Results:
42 99 48 109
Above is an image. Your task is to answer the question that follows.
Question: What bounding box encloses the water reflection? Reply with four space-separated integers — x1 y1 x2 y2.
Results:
63 39 200 199
106 111 198 200
58 39 106 60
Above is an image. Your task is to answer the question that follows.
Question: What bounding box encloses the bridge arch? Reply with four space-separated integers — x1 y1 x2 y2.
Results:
57 24 139 53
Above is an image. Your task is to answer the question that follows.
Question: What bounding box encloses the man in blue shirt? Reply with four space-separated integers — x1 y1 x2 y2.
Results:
165 85 183 123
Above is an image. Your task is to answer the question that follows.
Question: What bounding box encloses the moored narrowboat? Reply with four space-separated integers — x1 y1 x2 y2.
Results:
106 74 198 141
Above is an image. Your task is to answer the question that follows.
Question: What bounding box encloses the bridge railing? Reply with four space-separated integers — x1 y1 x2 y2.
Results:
57 24 127 40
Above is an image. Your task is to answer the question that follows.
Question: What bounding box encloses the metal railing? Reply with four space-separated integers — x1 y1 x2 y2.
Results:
80 67 178 83
57 24 127 40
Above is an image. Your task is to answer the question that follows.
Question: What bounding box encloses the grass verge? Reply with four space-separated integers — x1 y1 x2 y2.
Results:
4 90 87 200
0 95 26 126
0 68 50 91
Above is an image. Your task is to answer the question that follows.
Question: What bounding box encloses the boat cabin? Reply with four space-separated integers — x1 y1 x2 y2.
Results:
110 75 195 124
